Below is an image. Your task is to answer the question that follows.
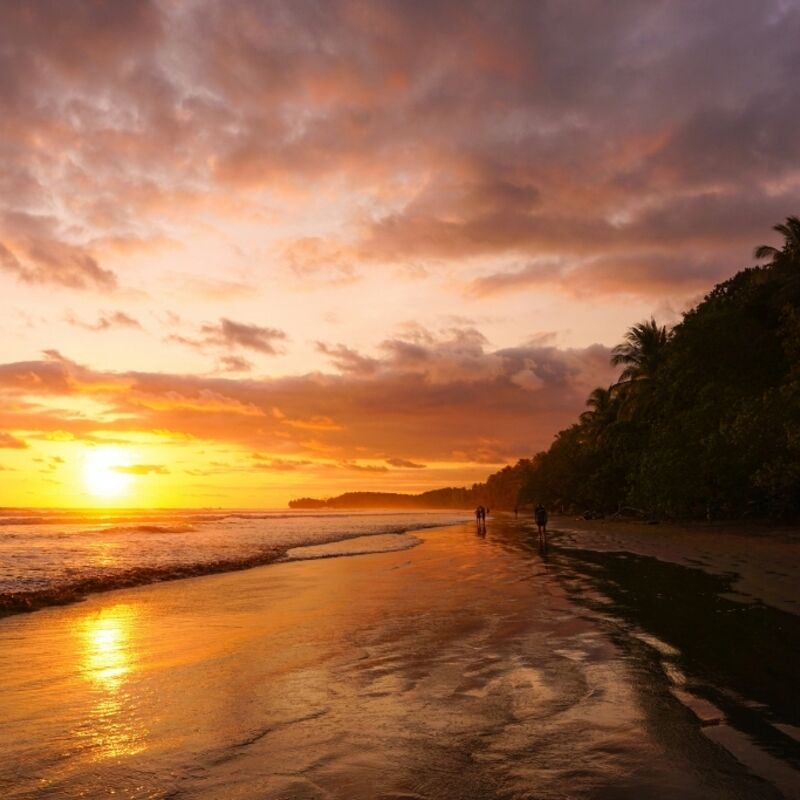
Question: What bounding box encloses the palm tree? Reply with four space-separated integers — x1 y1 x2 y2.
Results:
580 387 613 426
611 318 670 384
580 386 616 441
753 216 800 263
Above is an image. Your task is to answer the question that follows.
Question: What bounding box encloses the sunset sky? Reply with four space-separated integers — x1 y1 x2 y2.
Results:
2 0 799 507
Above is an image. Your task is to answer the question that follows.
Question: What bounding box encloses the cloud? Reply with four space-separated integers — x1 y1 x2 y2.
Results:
171 318 287 356
0 0 800 300
66 311 142 331
252 456 314 472
202 318 286 354
2 0 799 493
315 342 379 375
467 251 731 298
0 235 116 290
0 0 798 301
386 457 426 469
0 432 28 449
0 328 617 463
113 464 169 475
217 355 254 373
272 407 344 432
339 461 390 473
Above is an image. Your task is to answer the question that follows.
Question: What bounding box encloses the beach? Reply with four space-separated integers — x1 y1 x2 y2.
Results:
1 515 798 799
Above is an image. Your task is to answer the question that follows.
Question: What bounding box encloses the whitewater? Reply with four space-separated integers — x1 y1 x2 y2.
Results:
0 508 471 614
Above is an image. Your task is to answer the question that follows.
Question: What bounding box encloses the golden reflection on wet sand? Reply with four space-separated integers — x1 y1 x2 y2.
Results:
76 604 147 760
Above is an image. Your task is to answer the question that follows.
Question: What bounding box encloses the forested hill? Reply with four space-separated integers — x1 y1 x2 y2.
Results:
290 218 800 520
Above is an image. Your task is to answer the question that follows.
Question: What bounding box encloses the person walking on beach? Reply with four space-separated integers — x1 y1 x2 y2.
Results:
534 503 548 548
475 505 486 535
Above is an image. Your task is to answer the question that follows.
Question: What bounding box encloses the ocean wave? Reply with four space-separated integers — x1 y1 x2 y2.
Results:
93 524 198 535
0 548 286 616
0 516 469 617
283 533 423 562
0 516 50 526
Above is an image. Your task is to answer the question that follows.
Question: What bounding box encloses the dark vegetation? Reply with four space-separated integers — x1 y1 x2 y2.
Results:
290 488 478 510
291 218 800 520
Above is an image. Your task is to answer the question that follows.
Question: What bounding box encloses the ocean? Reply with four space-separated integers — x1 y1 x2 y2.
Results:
0 508 471 614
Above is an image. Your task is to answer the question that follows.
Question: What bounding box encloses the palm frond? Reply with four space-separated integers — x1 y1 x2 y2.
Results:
753 244 779 260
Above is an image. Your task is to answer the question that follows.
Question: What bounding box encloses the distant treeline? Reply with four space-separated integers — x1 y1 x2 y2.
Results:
289 464 533 510
289 488 478 510
290 218 800 520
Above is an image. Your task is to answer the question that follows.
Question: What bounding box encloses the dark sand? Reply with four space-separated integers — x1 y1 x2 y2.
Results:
0 516 798 799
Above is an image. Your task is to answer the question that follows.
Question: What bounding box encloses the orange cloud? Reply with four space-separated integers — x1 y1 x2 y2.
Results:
0 432 28 449
0 327 617 467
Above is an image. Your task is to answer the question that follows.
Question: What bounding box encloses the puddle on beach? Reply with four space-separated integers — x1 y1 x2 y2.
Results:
0 518 797 799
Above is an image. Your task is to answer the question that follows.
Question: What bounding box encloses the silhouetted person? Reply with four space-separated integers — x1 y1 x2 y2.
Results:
534 503 548 549
514 506 518 518
475 505 486 536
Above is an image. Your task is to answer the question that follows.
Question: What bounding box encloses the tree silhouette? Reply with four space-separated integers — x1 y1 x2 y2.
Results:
611 318 671 384
579 386 615 440
753 215 800 263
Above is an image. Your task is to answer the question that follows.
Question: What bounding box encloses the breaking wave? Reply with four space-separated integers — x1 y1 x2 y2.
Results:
0 511 470 617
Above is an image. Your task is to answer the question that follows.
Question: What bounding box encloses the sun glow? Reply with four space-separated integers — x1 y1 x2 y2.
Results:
82 447 134 499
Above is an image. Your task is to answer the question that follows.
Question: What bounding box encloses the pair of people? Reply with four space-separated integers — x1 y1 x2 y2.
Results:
475 505 489 522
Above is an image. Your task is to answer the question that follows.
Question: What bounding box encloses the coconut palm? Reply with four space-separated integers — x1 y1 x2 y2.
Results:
579 386 616 442
753 215 800 263
580 387 613 426
611 318 670 384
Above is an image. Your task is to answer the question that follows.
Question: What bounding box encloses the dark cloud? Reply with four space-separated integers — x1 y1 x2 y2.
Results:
169 318 287 356
218 355 254 373
316 342 379 375
200 318 287 354
0 1 798 297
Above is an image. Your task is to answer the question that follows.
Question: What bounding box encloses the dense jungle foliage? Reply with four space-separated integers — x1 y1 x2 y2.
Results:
516 216 800 520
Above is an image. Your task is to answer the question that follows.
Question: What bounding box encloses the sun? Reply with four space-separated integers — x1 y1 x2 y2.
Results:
83 447 134 500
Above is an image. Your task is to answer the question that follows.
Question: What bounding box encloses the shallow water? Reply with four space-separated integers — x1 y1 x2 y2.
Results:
0 516 797 799
0 508 470 613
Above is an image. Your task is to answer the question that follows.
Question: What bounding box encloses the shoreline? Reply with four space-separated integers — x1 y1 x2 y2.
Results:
5 511 798 621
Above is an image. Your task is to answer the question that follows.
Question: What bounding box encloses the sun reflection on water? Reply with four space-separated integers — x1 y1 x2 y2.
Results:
77 604 147 759
87 537 121 568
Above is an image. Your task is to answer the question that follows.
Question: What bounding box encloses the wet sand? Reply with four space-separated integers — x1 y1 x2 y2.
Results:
1 517 798 799
555 517 800 614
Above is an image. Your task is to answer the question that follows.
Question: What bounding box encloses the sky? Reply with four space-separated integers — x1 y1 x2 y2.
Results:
1 0 799 507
